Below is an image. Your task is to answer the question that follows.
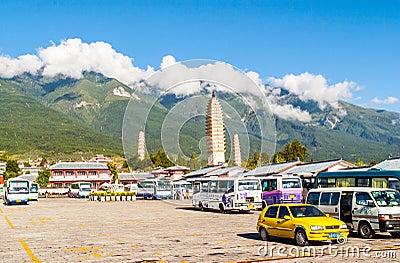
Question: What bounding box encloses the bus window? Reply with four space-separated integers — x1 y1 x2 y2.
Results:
336 178 355 187
193 182 201 194
261 179 277 192
356 178 370 187
238 180 260 191
372 178 388 188
320 193 331 205
282 178 301 189
209 181 218 193
307 192 320 205
218 180 233 193
200 181 209 192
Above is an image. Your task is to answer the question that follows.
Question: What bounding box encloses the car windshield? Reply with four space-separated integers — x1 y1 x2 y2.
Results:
289 206 326 217
371 191 400 207
8 181 29 194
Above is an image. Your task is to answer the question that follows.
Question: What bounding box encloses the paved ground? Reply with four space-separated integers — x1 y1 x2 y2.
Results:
1 198 400 263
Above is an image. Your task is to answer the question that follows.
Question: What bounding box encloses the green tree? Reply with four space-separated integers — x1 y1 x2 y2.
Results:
5 159 20 180
36 169 50 188
0 150 9 162
246 151 260 170
150 149 174 168
272 152 286 164
107 162 119 183
369 160 378 166
39 157 48 167
260 152 270 165
355 157 366 167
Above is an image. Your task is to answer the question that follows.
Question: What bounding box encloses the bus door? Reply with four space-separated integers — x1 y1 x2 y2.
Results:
340 191 353 227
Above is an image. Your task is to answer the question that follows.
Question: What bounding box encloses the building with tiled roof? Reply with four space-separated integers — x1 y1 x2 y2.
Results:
373 157 400 170
283 159 355 176
183 165 225 179
49 162 111 189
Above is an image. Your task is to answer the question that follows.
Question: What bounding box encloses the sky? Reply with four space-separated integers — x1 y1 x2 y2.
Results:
0 0 399 113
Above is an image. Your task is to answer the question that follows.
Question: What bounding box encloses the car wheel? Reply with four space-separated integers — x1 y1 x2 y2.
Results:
294 229 308 246
358 222 374 239
260 227 269 241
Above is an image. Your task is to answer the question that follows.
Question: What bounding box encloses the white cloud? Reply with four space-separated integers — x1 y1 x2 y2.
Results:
268 72 359 109
160 55 177 70
370 96 398 105
270 103 312 122
39 38 154 85
0 38 154 85
0 54 43 78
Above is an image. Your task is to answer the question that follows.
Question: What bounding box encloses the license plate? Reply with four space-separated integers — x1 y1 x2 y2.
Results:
16 200 21 203
329 233 340 238
248 204 254 209
289 194 295 199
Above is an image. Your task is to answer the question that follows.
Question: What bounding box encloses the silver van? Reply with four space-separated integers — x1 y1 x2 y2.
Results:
306 187 400 238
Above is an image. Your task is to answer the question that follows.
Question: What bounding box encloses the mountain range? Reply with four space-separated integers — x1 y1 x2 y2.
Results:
1 72 399 164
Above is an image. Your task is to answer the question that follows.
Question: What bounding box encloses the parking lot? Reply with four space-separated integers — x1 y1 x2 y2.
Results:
1 199 400 263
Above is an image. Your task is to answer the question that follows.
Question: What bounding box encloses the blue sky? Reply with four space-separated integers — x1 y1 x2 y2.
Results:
0 0 399 112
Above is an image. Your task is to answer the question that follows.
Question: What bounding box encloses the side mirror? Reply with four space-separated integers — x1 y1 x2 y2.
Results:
367 200 375 207
326 214 330 217
283 215 291 220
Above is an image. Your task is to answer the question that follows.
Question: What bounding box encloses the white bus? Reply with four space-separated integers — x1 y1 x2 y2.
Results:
137 179 172 199
68 182 92 198
29 181 39 201
192 177 262 213
172 180 193 199
3 178 30 205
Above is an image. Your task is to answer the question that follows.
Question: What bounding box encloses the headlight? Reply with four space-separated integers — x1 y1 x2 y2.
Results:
310 225 323 231
340 224 347 229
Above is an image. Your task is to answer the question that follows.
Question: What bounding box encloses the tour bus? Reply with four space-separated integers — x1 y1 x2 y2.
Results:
68 182 92 198
315 168 400 189
172 180 193 200
306 187 400 238
3 178 30 205
28 181 39 201
260 175 303 208
137 179 172 199
191 177 262 213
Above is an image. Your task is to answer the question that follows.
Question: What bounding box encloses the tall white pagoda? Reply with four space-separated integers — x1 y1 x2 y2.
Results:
206 91 226 166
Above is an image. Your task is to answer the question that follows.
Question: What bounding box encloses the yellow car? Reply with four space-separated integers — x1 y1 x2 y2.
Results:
257 204 349 246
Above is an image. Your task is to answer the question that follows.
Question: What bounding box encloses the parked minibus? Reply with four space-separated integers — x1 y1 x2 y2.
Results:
191 177 262 213
68 182 92 198
137 179 171 199
306 187 400 238
3 178 30 205
29 181 39 201
260 175 303 208
172 181 193 199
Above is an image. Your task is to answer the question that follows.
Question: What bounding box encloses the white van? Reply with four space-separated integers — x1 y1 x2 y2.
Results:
306 187 400 238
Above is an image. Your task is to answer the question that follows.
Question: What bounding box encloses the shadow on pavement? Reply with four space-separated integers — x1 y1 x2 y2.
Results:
237 233 261 241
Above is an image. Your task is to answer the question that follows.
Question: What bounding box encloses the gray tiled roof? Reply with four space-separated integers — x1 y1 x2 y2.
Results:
283 159 353 174
373 157 400 170
18 174 39 181
118 173 155 180
50 162 108 170
207 166 246 177
183 166 224 178
245 161 302 176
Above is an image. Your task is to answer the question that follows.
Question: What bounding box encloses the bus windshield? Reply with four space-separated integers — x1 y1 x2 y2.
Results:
138 181 154 188
238 180 260 191
282 179 301 189
30 183 38 193
8 181 29 194
157 181 171 190
80 183 91 191
371 190 400 207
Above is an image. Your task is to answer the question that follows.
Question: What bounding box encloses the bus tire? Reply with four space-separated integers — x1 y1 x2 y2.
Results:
358 222 374 239
262 201 267 209
199 202 204 211
219 203 225 214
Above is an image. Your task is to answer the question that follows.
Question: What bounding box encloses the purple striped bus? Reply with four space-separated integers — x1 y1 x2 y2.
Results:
260 175 303 208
